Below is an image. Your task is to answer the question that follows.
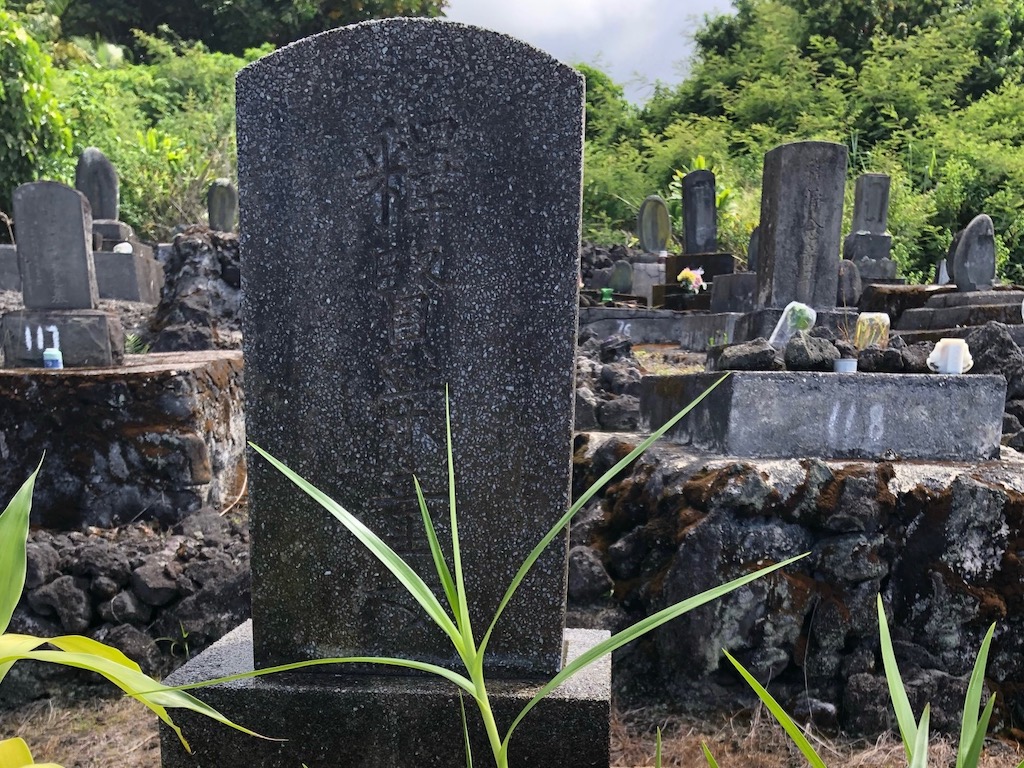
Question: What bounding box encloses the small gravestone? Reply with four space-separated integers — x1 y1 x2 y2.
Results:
952 214 996 292
74 147 119 221
755 141 847 309
609 258 634 293
207 179 239 232
1 181 123 367
837 259 862 308
161 19 607 767
683 169 717 254
843 174 896 280
935 258 951 285
14 182 97 310
637 195 670 253
746 225 761 273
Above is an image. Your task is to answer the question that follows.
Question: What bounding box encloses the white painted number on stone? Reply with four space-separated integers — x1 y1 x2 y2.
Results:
24 325 61 352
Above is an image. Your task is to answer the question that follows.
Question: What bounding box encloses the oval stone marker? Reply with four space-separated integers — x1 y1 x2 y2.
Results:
74 147 119 221
238 19 583 677
952 213 996 293
637 194 670 253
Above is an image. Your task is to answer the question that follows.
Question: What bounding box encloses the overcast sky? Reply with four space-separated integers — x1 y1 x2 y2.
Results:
444 0 735 104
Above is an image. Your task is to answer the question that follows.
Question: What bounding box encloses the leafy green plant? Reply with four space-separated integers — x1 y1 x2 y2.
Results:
705 594 1022 768
124 332 151 355
0 467 266 767
170 376 805 767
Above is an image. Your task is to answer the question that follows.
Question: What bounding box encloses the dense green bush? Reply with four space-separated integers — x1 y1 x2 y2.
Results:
0 8 69 214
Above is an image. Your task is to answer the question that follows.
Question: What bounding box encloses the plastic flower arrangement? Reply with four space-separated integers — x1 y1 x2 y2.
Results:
676 267 705 294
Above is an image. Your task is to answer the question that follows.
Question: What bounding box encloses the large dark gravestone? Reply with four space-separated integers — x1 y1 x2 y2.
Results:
755 141 847 309
161 19 609 768
74 147 119 221
683 169 718 254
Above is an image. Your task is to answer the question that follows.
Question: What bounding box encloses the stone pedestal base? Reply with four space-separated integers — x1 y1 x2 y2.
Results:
578 306 684 344
1 309 124 367
679 313 742 351
0 350 245 528
640 371 1006 461
94 250 165 304
734 308 859 343
894 289 1024 343
710 272 756 313
159 622 611 768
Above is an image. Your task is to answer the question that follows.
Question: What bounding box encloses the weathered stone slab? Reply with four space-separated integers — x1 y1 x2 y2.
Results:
0 350 244 528
746 225 760 273
683 169 717 254
238 19 582 676
924 289 1024 309
952 214 996 293
710 272 756 313
0 244 19 292
636 195 670 253
755 141 847 309
13 181 98 310
93 251 165 304
631 261 663 306
850 173 890 234
897 303 1024 331
160 622 610 768
609 259 633 293
669 252 735 281
640 371 1006 461
679 313 741 351
75 147 119 221
1 309 123 367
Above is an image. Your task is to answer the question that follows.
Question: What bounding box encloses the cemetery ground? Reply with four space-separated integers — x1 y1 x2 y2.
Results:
2 693 1022 767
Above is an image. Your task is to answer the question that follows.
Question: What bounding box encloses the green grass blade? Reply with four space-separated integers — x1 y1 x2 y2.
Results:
502 551 802 747
480 373 730 656
961 695 995 768
151 655 477 698
249 443 464 653
444 388 474 653
956 622 995 768
0 467 40 634
909 705 930 768
700 742 720 768
413 475 459 618
459 691 473 768
723 649 827 768
877 595 918 763
655 727 662 768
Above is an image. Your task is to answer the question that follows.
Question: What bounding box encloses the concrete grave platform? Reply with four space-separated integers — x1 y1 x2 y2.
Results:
159 622 610 768
1 309 124 367
640 371 1006 461
0 350 245 528
894 289 1024 343
734 307 859 343
578 306 687 344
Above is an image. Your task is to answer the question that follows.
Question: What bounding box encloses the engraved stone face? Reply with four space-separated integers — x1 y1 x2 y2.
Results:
850 174 890 235
683 170 717 254
755 141 847 309
238 19 584 678
13 181 98 311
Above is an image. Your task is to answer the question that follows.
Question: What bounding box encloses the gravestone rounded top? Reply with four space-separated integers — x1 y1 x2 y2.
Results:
636 195 670 253
952 213 996 293
207 178 238 233
74 147 119 221
608 259 633 293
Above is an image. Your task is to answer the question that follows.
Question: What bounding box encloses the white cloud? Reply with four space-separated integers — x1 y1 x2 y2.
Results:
444 0 733 103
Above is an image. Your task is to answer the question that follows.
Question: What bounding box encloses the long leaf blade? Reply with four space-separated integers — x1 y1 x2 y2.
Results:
413 475 459 618
249 443 464 653
878 595 918 762
961 695 995 768
957 622 995 768
0 467 40 634
503 551 802 747
459 691 473 768
444 388 474 653
480 374 731 655
700 742 720 768
724 650 827 768
909 706 930 768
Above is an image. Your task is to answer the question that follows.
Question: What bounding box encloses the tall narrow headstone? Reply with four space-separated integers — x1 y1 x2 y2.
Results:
74 147 119 221
240 19 582 677
952 214 996 292
843 173 896 279
207 178 239 232
683 169 717 254
14 181 97 310
746 225 761 273
755 141 847 309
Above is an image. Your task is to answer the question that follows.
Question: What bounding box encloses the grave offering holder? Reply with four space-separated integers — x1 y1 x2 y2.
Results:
928 338 974 374
768 301 816 349
853 312 890 350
